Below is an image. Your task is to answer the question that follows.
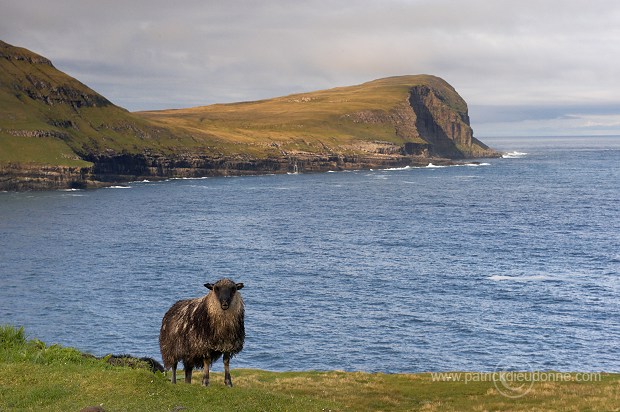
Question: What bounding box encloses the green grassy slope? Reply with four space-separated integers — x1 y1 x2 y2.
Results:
0 40 197 167
2 326 618 411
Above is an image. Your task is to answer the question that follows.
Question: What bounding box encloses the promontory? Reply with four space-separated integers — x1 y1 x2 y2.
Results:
0 40 499 191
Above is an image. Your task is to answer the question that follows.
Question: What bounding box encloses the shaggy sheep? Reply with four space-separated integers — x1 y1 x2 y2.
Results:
159 278 245 387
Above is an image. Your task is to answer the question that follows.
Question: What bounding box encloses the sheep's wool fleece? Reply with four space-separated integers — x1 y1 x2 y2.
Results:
160 287 244 368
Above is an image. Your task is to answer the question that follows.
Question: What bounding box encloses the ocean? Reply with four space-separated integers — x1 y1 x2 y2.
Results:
1 135 618 373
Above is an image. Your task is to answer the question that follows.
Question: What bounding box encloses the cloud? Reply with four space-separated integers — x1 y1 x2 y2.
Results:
471 106 620 137
1 0 619 135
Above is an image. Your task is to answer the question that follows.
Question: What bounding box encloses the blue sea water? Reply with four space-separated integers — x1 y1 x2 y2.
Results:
0 136 618 373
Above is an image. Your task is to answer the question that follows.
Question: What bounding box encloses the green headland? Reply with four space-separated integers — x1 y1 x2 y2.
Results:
1 40 498 190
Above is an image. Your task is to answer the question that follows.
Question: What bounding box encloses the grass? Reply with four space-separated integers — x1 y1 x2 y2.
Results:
137 75 471 158
0 132 92 167
1 325 618 411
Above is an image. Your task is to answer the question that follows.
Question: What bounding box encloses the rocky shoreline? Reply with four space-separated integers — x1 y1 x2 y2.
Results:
0 152 488 191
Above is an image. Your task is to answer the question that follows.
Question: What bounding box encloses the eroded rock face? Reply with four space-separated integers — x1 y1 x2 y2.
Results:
83 152 437 183
344 83 494 160
0 163 97 191
407 85 495 158
409 85 470 158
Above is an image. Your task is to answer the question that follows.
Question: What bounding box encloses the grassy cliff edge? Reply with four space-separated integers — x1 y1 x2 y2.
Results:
1 326 617 411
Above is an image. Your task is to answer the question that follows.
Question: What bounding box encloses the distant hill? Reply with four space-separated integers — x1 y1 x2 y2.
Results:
0 40 498 190
138 74 496 160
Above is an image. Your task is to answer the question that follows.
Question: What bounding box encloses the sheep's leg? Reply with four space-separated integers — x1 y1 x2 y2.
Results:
184 365 193 384
224 353 233 387
171 361 177 384
202 356 211 387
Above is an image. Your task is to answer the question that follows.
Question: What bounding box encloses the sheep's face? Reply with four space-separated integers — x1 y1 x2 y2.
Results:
205 279 244 311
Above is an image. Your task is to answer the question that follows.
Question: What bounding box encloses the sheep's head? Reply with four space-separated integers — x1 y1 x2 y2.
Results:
205 278 244 310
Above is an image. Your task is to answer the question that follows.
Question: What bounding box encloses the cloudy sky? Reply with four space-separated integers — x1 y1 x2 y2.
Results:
1 0 619 137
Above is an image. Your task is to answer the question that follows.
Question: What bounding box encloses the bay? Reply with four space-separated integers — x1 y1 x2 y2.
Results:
1 135 618 373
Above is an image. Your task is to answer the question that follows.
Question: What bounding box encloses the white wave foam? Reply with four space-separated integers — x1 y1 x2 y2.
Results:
426 163 447 168
383 165 412 171
60 188 82 191
464 162 491 167
502 151 528 158
107 185 132 189
488 274 549 282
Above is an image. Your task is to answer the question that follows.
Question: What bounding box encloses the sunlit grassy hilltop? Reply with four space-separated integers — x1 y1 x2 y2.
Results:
138 74 494 158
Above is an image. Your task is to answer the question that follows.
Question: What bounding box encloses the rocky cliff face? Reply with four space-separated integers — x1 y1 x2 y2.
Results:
83 151 446 182
408 84 493 158
0 163 97 191
409 85 469 158
340 80 495 159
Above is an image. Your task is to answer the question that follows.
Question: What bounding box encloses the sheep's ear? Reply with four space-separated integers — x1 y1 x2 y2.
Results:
205 283 214 290
236 283 244 290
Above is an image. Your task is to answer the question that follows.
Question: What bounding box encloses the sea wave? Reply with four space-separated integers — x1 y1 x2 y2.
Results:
502 151 528 158
106 185 132 189
383 165 413 171
488 274 549 282
384 162 490 170
464 162 491 167
170 176 209 180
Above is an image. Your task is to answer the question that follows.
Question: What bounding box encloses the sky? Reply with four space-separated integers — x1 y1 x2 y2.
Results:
1 0 619 137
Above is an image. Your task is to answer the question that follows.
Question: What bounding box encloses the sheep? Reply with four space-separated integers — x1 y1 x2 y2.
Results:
159 278 245 387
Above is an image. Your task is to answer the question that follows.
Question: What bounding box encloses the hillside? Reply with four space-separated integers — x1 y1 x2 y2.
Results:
0 40 201 189
139 75 495 161
0 40 499 190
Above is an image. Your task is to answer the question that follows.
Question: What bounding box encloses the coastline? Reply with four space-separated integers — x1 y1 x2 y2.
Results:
0 152 499 192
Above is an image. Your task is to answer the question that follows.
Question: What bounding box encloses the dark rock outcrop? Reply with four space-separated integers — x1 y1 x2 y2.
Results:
0 163 98 191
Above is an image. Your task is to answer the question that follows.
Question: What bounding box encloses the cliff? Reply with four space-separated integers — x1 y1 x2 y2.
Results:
0 40 499 190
